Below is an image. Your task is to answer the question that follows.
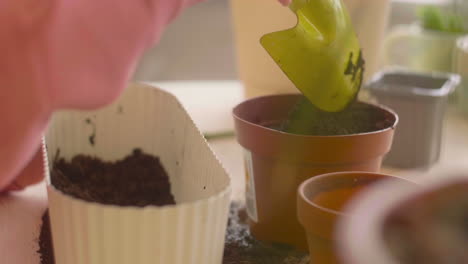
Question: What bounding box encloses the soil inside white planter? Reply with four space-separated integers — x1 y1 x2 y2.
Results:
51 148 175 207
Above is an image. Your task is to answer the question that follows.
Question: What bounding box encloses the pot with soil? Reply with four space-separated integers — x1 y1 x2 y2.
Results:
232 94 398 250
43 83 231 264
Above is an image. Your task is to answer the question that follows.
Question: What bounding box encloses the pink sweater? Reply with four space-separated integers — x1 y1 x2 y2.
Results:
0 0 204 191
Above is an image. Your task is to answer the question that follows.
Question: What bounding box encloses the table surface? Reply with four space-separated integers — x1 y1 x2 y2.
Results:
2 81 468 263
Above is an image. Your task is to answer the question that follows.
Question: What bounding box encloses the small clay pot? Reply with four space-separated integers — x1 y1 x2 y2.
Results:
233 94 398 249
297 171 414 264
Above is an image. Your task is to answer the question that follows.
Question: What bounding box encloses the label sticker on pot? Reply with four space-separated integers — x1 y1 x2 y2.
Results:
244 150 258 223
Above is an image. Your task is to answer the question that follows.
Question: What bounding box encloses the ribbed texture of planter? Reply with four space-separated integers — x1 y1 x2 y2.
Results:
43 83 231 264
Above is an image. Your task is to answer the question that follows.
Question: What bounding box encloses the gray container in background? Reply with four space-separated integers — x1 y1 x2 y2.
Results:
367 69 460 169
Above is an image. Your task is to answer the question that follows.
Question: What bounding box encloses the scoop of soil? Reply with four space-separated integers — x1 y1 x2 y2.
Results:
51 148 175 206
277 97 394 136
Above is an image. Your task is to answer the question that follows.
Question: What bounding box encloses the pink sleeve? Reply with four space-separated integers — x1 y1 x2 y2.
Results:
0 0 202 191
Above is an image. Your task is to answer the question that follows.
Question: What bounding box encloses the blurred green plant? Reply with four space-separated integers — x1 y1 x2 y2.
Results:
417 5 467 33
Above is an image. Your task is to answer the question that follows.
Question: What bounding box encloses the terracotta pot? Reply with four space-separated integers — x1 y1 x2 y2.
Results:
232 94 398 249
297 171 414 264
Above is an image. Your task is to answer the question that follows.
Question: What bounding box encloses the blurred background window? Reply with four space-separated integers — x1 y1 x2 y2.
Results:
133 0 454 83
133 0 237 81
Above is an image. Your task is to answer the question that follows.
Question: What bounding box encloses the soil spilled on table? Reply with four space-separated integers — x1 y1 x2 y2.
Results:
38 211 54 264
51 148 175 207
223 202 308 264
272 97 395 136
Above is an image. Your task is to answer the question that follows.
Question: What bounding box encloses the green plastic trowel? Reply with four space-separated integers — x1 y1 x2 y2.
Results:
261 0 364 113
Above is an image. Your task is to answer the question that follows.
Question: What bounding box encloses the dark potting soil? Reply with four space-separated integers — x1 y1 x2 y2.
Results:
38 211 54 264
276 97 394 136
38 203 308 264
51 148 175 207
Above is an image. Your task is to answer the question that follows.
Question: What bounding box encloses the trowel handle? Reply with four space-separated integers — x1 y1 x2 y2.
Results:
289 0 338 12
287 0 344 43
289 0 307 12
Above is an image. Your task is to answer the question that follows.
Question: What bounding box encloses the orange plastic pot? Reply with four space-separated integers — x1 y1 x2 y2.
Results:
297 172 414 264
232 94 398 250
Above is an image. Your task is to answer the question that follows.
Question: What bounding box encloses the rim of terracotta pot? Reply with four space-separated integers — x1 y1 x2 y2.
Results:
233 94 398 139
233 94 399 163
335 174 468 264
296 171 413 240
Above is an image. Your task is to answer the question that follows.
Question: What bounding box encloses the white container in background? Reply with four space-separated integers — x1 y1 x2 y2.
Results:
44 83 231 264
454 36 468 115
367 69 460 169
230 0 391 98
384 24 463 73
